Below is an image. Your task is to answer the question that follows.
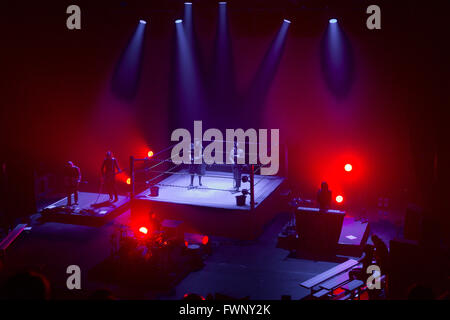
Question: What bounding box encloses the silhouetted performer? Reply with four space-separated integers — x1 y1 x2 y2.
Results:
229 141 244 192
101 151 121 202
317 181 332 210
64 161 81 206
149 212 162 231
372 235 389 275
349 243 375 282
370 234 390 299
189 140 205 188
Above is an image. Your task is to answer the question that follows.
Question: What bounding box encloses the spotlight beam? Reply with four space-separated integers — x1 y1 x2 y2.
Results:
174 20 205 124
111 20 147 100
320 18 355 99
245 19 290 114
211 1 235 112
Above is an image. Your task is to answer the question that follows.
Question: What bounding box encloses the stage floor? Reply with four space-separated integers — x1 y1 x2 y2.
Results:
136 170 285 210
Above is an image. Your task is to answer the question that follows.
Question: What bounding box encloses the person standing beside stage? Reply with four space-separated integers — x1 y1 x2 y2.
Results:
317 181 332 210
189 139 205 188
64 161 81 206
101 151 121 202
229 141 245 192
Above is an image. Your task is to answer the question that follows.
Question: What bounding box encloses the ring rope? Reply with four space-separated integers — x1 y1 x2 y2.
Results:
145 163 182 184
154 183 240 193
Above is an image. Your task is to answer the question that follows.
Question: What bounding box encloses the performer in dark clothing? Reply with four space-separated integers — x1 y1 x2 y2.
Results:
101 151 121 202
372 235 390 275
64 161 81 206
229 141 244 192
189 140 205 188
317 181 332 210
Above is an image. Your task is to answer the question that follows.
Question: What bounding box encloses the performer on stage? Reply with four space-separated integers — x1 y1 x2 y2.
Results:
189 139 205 188
64 161 81 206
317 181 332 210
101 151 121 202
229 141 244 192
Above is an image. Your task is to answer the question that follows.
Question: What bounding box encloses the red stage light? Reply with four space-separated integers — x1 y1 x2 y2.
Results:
126 178 131 185
139 226 148 234
202 236 209 245
147 150 154 158
184 240 189 247
344 163 352 172
336 195 344 203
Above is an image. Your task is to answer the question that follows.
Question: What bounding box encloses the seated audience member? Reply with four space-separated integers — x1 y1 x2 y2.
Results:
183 293 205 300
89 289 117 300
316 181 332 210
3 271 51 300
349 243 375 282
407 283 434 300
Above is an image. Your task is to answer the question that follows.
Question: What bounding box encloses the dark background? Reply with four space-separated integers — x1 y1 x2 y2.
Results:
1 0 449 235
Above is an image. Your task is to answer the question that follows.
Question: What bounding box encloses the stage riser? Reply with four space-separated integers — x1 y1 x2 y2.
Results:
40 192 130 227
277 217 370 257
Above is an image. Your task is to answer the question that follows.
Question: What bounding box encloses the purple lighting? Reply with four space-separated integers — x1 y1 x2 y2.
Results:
175 19 183 24
139 20 147 24
111 19 147 100
329 18 338 24
211 0 235 115
320 18 354 99
245 19 290 114
173 17 206 125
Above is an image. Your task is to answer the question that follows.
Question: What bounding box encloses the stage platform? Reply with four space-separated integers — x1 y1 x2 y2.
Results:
132 171 286 239
138 170 284 210
40 192 129 226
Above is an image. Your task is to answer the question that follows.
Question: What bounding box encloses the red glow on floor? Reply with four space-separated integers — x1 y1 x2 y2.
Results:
139 226 148 235
333 287 345 296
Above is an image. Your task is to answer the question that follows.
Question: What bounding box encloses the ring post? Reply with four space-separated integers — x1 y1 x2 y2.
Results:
130 156 135 199
250 164 255 211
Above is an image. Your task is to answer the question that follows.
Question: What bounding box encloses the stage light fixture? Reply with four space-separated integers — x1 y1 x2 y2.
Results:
175 19 183 24
202 236 209 245
344 163 352 172
126 178 131 185
139 226 148 234
139 19 147 24
283 19 291 24
329 18 338 24
219 2 226 5
184 2 192 5
336 195 344 203
147 150 154 158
